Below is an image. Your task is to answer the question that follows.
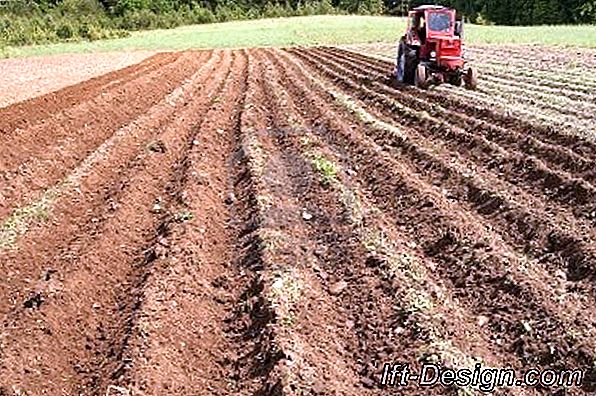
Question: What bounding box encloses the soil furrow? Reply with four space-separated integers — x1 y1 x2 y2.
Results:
477 75 596 112
227 47 395 395
295 52 596 291
326 46 596 147
0 49 221 315
0 51 209 223
465 46 596 76
0 45 593 395
97 50 251 396
287 47 596 296
224 48 300 395
315 46 596 166
264 48 536 396
434 83 596 141
312 49 596 204
0 50 233 395
477 65 596 97
278 48 596 394
255 49 387 395
290 48 596 224
0 52 178 134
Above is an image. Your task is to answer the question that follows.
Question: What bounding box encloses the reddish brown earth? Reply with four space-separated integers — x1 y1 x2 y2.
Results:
0 47 594 396
0 51 156 108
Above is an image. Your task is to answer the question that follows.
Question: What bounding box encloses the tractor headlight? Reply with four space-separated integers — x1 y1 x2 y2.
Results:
430 51 437 59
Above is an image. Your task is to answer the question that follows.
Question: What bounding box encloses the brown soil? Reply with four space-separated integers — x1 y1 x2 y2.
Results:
0 51 156 109
0 45 594 396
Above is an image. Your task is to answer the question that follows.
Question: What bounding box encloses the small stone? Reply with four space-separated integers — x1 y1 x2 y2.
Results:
394 326 405 335
43 269 56 281
477 315 489 327
148 140 167 153
302 210 313 221
522 321 532 333
554 269 567 280
155 244 168 259
329 281 348 295
225 193 236 205
314 246 328 257
192 139 200 146
92 303 101 309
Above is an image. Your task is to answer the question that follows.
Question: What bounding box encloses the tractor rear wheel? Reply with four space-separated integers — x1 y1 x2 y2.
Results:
403 48 417 84
415 64 428 89
396 43 406 83
397 41 416 84
464 67 478 90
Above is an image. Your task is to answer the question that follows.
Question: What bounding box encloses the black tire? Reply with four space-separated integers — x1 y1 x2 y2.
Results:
396 41 406 83
448 73 462 87
396 38 417 85
403 47 417 84
415 63 428 89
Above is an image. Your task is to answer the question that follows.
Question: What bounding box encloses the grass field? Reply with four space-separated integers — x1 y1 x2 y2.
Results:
2 15 596 58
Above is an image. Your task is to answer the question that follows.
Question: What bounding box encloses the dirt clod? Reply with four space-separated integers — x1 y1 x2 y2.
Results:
23 292 43 309
329 281 348 295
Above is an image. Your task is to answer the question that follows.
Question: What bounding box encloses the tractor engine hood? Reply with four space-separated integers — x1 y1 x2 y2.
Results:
426 38 464 69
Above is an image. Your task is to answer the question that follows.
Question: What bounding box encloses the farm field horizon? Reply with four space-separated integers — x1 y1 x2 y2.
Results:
2 15 596 59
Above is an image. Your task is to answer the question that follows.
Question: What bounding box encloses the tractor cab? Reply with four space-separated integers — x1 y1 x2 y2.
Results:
407 6 459 41
396 5 476 89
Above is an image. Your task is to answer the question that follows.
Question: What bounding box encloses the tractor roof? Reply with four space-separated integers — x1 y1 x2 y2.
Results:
412 5 449 11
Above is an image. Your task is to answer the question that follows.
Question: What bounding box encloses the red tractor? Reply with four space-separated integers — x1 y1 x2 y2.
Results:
395 5 477 89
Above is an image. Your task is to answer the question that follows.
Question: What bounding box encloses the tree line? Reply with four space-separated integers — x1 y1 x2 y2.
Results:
388 0 596 25
9 0 593 23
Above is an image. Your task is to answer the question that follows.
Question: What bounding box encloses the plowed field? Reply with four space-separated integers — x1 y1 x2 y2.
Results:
0 47 594 396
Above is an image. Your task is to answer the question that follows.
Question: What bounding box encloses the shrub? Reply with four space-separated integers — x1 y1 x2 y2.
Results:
579 1 596 23
188 7 216 24
58 0 104 16
263 3 294 18
112 0 151 15
56 21 76 39
0 0 41 15
315 0 336 15
214 5 234 22
118 8 159 30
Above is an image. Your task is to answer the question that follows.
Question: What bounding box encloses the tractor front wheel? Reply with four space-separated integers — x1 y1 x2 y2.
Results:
415 64 428 89
464 67 478 90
